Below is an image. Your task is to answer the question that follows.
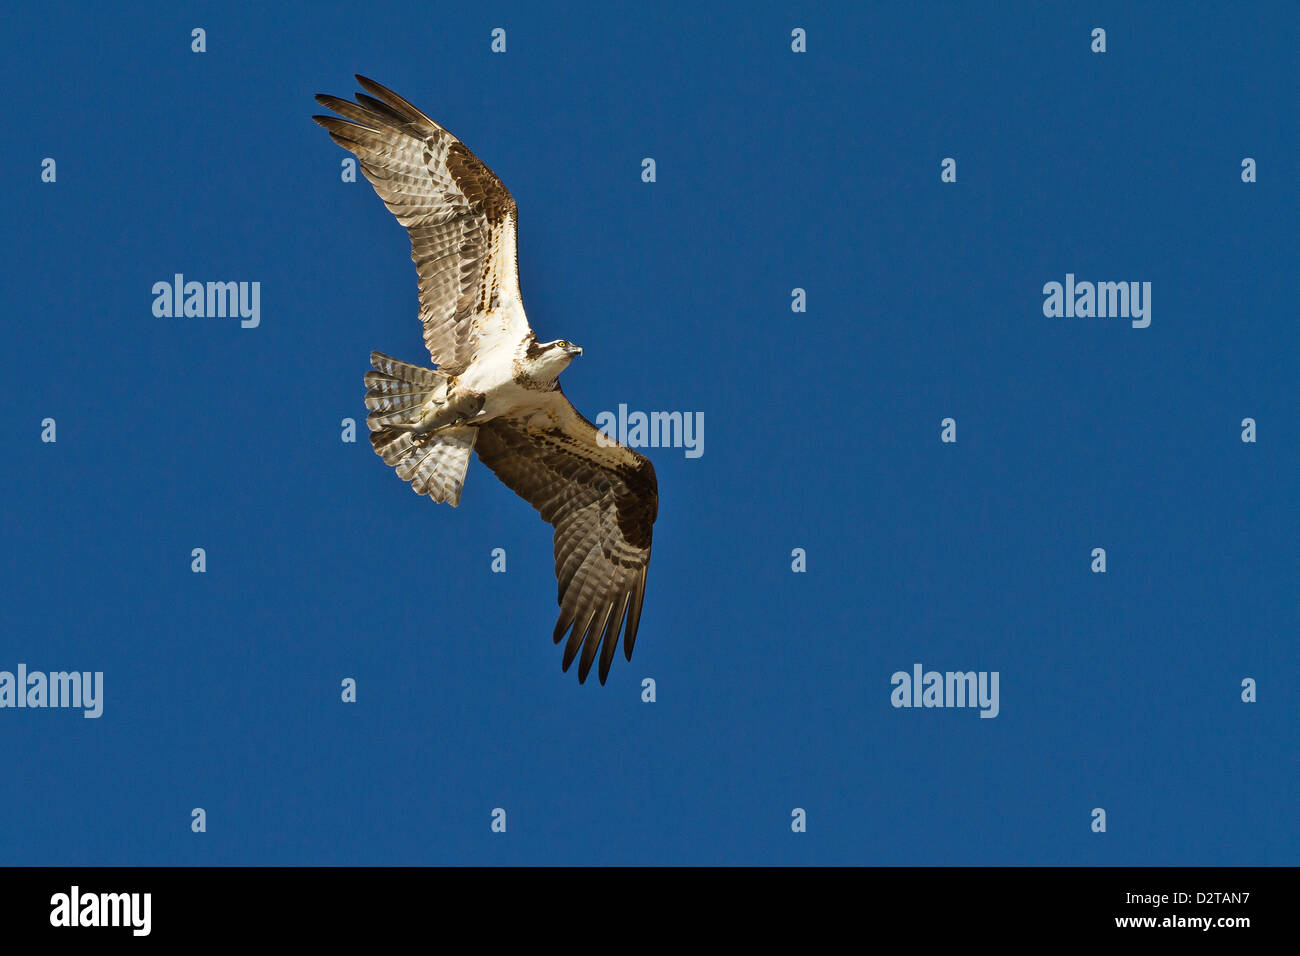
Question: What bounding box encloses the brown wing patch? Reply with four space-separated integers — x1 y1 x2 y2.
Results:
445 141 516 225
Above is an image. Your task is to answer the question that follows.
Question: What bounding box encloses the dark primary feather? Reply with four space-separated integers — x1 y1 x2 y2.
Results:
474 392 658 685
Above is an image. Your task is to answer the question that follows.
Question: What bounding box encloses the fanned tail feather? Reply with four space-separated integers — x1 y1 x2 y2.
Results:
364 351 476 507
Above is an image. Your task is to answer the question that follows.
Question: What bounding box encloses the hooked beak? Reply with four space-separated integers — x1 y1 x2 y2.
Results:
566 343 583 356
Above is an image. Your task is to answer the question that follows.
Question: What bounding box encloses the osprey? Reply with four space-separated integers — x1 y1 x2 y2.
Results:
314 76 658 685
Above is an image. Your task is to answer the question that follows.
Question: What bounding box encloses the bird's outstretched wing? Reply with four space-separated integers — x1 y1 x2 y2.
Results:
475 393 658 685
313 75 529 367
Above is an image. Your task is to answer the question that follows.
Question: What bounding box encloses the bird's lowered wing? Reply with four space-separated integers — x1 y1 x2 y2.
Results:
313 75 530 367
475 393 658 685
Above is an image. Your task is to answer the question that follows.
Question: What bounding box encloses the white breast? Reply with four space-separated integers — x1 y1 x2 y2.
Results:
461 329 534 421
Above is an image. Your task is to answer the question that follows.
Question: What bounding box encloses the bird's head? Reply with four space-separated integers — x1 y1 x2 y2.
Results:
530 338 583 381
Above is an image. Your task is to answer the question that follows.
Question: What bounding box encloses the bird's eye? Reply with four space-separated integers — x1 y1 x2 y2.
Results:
558 340 568 348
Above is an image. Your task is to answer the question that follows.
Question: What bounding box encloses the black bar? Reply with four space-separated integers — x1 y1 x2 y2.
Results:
1 866 1286 941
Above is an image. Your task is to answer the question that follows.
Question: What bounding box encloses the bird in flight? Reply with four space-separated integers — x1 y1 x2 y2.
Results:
313 76 658 685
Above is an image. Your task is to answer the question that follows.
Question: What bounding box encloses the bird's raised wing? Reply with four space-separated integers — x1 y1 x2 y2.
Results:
475 393 658 685
313 75 529 367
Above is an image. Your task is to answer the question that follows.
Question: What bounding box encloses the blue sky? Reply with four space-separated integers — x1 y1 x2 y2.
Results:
1 1 1296 865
